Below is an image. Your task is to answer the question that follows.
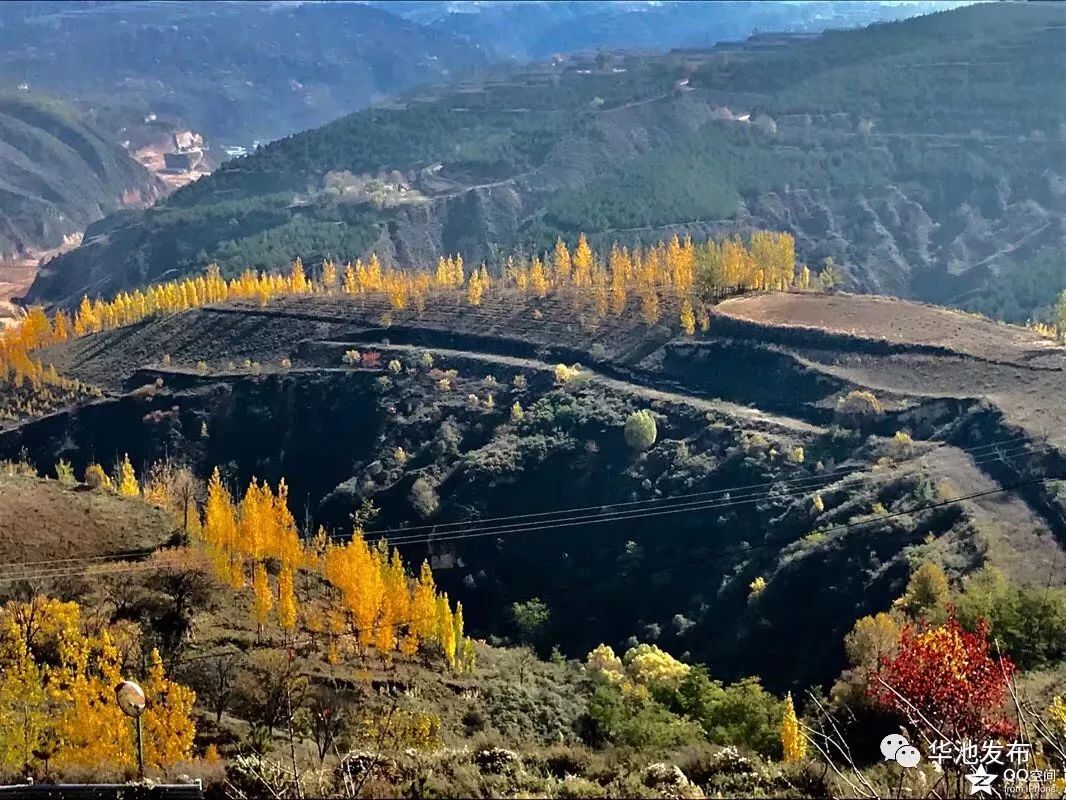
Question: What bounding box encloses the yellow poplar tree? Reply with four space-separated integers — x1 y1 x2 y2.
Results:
680 300 696 336
343 262 358 295
374 548 409 656
435 594 457 668
572 233 594 288
781 692 806 762
451 254 465 289
277 566 297 636
140 648 196 768
203 468 242 587
288 257 310 294
552 238 572 287
452 602 467 672
529 256 549 298
238 478 268 565
466 268 486 307
435 257 451 288
608 245 629 315
409 561 438 650
51 310 72 342
320 259 338 293
116 453 140 497
252 563 273 638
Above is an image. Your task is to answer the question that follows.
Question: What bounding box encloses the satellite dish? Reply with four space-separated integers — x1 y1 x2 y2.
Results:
115 680 147 717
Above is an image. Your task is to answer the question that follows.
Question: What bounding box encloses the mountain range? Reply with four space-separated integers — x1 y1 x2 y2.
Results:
0 0 960 264
27 2 1066 324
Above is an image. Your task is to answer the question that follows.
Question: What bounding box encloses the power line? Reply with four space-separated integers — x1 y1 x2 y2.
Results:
0 560 171 585
0 548 158 571
0 461 1055 586
359 441 1052 549
153 474 1066 669
0 443 1038 582
361 434 1034 540
483 474 1065 606
0 436 1047 577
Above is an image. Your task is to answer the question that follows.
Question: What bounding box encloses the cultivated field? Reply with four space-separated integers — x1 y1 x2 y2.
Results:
715 291 1062 365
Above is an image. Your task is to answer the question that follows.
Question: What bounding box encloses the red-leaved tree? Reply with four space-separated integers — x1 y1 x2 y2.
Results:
867 614 1016 740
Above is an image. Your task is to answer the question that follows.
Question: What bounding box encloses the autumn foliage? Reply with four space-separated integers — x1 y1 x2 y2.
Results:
0 596 195 778
0 230 809 421
198 468 471 671
867 613 1016 739
780 692 806 763
0 306 93 419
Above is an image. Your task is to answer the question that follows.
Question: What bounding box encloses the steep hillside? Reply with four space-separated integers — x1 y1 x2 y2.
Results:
28 2 1066 321
0 95 160 261
6 288 1065 692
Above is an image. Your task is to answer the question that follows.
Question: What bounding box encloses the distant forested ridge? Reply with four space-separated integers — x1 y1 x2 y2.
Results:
28 3 1066 321
0 1 493 144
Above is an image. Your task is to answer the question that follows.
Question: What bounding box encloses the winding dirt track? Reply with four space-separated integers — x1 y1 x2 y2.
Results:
316 340 826 437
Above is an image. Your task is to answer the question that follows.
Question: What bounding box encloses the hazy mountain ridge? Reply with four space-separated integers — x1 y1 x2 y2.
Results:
0 0 493 144
372 1 967 60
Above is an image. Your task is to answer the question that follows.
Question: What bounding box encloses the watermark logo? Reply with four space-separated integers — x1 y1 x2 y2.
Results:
894 737 1055 797
881 733 922 768
965 764 997 797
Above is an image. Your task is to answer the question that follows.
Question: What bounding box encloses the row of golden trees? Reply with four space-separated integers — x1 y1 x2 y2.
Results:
1 231 816 399
0 307 78 392
58 232 806 336
10 230 1066 401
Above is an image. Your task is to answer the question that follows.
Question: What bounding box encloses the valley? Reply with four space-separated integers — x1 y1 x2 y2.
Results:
0 95 160 272
1 2 1065 797
0 235 83 329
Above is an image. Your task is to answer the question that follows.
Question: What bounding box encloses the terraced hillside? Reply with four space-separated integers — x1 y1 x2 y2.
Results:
28 3 1066 323
5 289 1064 691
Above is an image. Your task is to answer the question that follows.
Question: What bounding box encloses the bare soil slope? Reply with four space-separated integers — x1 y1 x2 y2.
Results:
712 291 1066 446
0 473 175 565
716 292 1061 364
